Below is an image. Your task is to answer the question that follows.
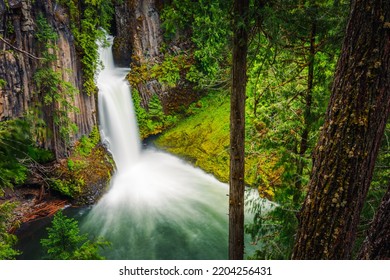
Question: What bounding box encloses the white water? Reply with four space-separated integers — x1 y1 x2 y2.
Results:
82 37 231 259
96 38 140 170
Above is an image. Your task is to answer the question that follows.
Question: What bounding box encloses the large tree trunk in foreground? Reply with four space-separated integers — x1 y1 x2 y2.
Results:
229 0 249 260
292 0 390 259
358 185 390 259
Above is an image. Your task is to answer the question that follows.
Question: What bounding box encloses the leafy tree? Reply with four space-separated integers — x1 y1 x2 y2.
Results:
246 0 348 195
41 211 108 260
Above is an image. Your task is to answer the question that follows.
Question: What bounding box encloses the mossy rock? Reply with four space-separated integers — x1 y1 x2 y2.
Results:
48 128 115 205
156 91 283 199
156 92 231 182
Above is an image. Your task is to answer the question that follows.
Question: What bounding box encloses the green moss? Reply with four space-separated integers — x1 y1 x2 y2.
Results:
128 54 191 89
48 127 114 200
156 91 282 198
49 177 84 198
156 91 230 182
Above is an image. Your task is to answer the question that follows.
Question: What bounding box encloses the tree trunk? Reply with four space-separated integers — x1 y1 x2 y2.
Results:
358 184 390 259
292 0 390 259
229 0 249 260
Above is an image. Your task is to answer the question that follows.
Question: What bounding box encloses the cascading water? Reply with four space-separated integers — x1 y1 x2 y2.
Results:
96 37 140 170
82 37 230 259
13 36 269 260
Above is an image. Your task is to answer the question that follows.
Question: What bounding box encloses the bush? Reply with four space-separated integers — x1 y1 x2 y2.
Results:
0 202 20 260
132 90 178 139
41 211 108 260
49 178 84 198
75 127 100 157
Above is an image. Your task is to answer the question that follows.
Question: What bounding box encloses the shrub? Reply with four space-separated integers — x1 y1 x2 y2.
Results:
41 211 108 260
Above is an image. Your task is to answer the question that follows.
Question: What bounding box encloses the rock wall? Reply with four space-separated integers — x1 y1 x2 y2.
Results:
113 0 162 66
114 0 166 108
114 0 200 114
0 0 97 158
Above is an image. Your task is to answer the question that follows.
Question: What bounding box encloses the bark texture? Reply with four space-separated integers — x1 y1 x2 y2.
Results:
229 0 249 260
0 0 97 157
292 0 390 259
358 185 390 259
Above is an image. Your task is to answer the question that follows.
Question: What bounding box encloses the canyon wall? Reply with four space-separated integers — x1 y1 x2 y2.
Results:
0 0 97 158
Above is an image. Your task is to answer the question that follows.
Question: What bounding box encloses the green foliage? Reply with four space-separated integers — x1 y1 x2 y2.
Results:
75 126 100 157
151 55 184 87
161 0 232 87
41 211 108 260
0 202 20 260
156 91 231 182
45 125 112 199
57 0 115 95
48 126 102 198
49 177 84 198
33 67 79 143
67 159 88 172
243 0 349 260
0 79 6 89
35 14 58 42
128 54 190 89
67 159 75 171
132 90 177 139
0 120 31 191
27 146 55 163
5 18 14 35
0 118 55 195
34 14 79 144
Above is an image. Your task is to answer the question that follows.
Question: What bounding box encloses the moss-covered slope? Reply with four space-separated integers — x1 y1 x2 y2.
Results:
155 91 282 199
156 91 230 182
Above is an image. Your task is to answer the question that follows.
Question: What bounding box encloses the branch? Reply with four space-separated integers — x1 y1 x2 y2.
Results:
0 36 44 60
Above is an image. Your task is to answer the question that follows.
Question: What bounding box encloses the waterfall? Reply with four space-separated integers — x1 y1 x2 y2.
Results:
81 36 231 259
13 35 270 260
96 36 141 171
